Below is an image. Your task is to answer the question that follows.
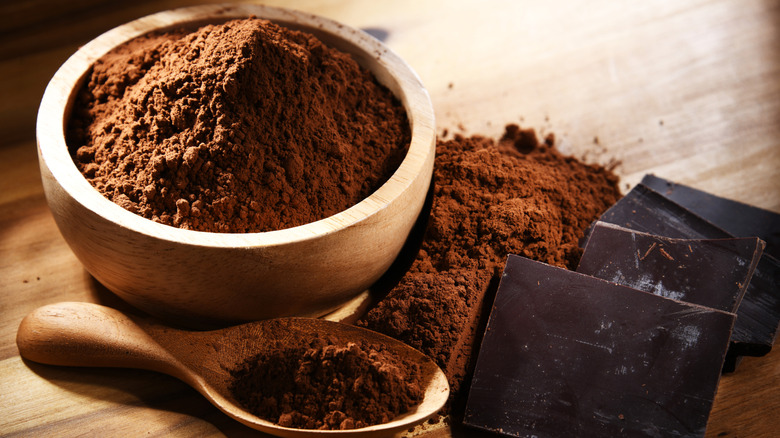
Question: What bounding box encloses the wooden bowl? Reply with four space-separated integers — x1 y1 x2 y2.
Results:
36 4 435 327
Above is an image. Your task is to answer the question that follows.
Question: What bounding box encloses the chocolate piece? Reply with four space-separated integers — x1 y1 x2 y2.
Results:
597 184 780 364
641 174 780 259
464 255 735 438
596 184 730 240
578 221 763 313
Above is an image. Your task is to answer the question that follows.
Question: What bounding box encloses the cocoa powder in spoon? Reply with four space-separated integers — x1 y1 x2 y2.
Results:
229 332 424 430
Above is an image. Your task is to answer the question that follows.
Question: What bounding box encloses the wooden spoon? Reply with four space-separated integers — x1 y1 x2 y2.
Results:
16 302 449 437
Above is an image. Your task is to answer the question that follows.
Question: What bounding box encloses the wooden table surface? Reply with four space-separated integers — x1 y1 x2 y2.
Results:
2 0 779 436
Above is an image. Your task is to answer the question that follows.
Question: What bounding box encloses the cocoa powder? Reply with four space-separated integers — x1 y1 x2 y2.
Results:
66 12 622 422
358 125 622 409
67 18 409 232
229 331 423 430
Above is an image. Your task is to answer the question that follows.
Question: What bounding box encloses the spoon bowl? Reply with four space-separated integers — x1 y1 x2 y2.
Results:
16 302 449 437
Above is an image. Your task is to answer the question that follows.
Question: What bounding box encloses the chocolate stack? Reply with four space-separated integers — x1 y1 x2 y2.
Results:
464 175 780 437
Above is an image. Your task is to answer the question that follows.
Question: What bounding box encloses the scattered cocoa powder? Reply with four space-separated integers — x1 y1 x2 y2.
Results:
66 11 622 423
358 124 622 411
229 332 423 430
67 17 409 232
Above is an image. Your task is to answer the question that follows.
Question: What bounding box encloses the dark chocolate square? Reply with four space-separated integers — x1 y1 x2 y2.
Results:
597 184 780 360
464 255 734 438
641 174 780 259
578 221 763 313
596 184 730 240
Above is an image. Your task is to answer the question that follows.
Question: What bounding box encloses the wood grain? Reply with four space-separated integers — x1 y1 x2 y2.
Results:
2 0 779 437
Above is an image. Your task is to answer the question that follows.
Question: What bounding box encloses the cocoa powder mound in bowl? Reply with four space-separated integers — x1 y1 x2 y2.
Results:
67 16 410 234
36 4 435 327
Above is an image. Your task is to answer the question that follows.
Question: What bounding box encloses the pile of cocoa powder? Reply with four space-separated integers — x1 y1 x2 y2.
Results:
229 332 423 430
67 17 409 233
358 125 621 412
65 11 623 427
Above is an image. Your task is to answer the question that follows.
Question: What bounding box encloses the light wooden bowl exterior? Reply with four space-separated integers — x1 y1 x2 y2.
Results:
36 4 435 327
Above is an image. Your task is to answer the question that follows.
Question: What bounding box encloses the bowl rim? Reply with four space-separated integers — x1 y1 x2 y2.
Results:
36 3 435 249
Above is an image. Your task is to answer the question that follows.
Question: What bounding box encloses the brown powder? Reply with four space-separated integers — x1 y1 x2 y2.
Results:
67 18 409 233
358 124 622 410
229 332 423 430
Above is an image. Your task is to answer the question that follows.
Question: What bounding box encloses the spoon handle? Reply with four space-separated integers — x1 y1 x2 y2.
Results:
16 302 178 374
